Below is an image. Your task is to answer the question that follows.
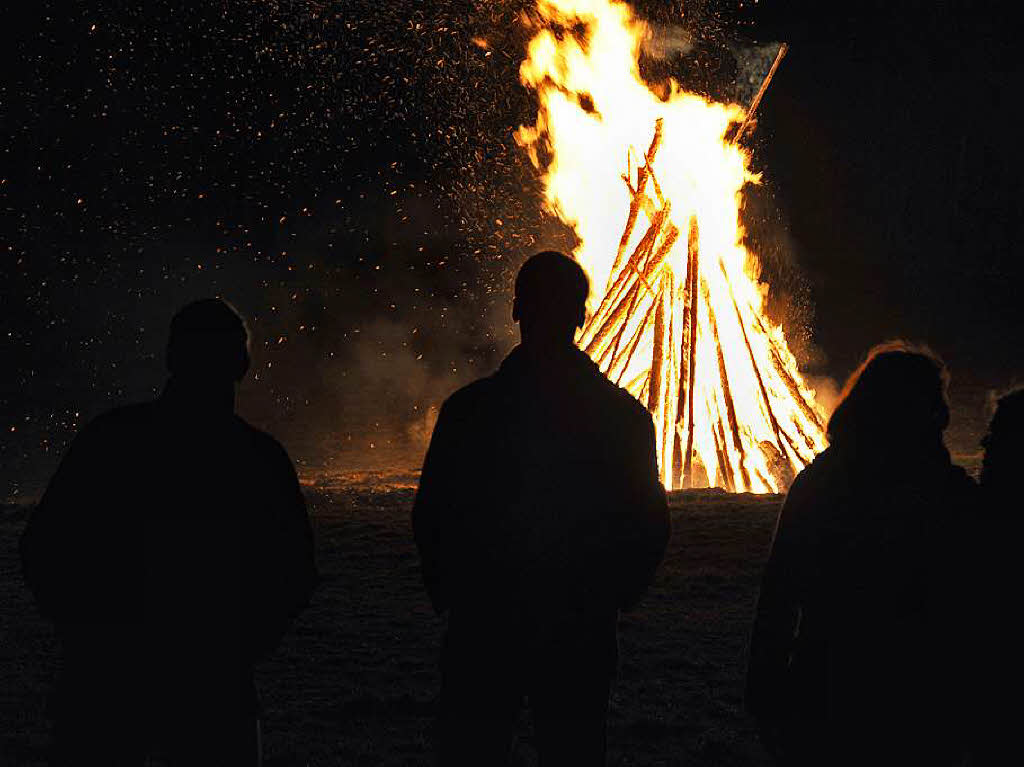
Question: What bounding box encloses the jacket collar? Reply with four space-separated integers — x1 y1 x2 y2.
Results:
497 343 598 380
160 376 236 417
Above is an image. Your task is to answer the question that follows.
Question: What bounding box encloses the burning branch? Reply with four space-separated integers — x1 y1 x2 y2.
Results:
732 43 789 144
518 0 826 491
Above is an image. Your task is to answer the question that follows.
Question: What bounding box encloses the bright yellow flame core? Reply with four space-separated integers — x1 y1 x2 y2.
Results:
516 0 826 492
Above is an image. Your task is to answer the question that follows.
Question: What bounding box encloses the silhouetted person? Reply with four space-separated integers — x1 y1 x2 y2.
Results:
20 299 318 766
413 251 670 765
746 342 975 766
967 388 1024 765
980 388 1024 502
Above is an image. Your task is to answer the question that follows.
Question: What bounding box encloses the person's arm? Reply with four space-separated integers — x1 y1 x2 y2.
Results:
412 399 460 615
618 413 670 611
272 441 318 613
20 421 102 623
745 468 813 721
247 438 319 662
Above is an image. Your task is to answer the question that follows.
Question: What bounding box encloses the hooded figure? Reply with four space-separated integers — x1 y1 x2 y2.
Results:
746 342 975 766
20 299 318 766
413 252 669 766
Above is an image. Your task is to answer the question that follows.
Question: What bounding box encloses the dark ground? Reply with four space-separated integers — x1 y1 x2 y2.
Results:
0 479 780 766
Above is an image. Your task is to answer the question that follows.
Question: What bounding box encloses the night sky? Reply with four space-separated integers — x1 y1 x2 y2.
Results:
5 1 1022 500
744 0 1024 461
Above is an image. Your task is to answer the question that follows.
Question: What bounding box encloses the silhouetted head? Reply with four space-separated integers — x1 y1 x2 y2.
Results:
827 341 950 454
981 388 1024 492
166 299 250 384
513 251 589 347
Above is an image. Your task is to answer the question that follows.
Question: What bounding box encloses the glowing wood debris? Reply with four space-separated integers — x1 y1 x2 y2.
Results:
516 0 826 492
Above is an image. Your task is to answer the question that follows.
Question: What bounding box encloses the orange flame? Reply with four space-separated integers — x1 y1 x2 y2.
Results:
516 0 826 492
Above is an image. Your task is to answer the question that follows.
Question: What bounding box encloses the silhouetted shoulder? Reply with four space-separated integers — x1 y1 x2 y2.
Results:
946 463 976 493
579 363 656 440
230 417 301 476
772 447 847 526
444 376 496 407
604 376 654 426
799 446 841 478
87 401 163 434
790 447 840 489
56 403 163 462
435 376 501 422
235 416 283 450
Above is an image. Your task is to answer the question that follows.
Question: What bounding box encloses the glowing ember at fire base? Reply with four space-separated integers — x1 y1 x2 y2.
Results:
516 0 826 492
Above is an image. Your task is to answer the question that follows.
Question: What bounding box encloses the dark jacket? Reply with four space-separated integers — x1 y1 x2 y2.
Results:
20 387 318 718
412 345 669 668
965 482 1020 765
746 441 975 756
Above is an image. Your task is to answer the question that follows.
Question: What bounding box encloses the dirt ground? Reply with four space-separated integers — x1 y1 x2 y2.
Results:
0 478 781 766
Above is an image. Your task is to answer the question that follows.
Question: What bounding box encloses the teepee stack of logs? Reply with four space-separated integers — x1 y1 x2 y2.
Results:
577 45 826 492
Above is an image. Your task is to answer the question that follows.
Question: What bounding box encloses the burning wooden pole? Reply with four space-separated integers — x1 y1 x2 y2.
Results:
679 214 701 487
610 301 656 385
732 43 788 145
723 260 788 461
546 28 826 492
703 279 752 491
581 207 666 352
608 118 664 287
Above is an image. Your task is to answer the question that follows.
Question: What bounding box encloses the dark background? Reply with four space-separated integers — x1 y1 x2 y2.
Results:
4 0 1022 500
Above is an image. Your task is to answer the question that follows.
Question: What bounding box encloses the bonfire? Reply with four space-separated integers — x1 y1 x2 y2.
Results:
516 0 826 492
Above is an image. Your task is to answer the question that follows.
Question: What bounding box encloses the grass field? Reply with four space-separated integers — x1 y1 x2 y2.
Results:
0 476 781 766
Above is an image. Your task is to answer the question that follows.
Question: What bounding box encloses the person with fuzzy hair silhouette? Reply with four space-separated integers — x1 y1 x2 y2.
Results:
747 342 975 766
